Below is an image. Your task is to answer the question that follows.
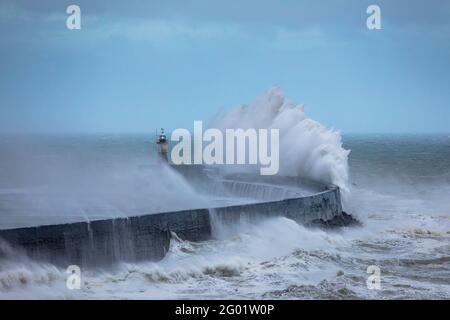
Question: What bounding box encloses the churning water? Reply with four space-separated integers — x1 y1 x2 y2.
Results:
0 133 449 299
0 90 449 299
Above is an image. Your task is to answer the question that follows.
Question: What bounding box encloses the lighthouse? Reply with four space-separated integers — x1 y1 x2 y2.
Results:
156 128 168 162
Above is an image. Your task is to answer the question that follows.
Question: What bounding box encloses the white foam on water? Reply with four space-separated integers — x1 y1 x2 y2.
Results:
0 217 347 299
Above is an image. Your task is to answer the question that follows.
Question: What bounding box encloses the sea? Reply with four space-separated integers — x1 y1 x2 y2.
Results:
0 133 449 299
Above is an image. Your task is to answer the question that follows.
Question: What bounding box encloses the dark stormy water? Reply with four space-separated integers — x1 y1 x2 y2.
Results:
0 134 449 299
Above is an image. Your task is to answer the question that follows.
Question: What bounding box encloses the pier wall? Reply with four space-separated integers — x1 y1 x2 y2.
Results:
0 185 342 267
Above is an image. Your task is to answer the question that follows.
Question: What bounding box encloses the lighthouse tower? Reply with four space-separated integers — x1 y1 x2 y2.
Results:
156 128 168 162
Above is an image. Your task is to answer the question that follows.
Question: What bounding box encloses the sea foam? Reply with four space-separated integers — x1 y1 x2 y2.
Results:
212 87 350 192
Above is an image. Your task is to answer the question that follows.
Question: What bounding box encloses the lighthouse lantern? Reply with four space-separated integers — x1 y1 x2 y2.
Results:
156 128 168 162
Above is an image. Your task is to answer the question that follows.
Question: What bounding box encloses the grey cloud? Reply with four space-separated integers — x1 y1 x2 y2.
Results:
7 0 450 31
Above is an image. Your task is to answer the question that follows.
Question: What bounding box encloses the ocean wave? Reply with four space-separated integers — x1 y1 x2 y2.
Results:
212 87 350 192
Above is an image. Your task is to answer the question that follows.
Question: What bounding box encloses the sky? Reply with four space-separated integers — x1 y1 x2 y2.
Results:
0 0 449 134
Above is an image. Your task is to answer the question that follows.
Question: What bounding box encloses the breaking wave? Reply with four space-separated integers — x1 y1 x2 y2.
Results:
212 87 350 192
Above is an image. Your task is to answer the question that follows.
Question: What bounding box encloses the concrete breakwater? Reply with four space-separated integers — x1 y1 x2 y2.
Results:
0 175 344 267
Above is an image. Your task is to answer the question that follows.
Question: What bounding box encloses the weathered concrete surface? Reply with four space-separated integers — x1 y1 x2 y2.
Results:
212 186 342 227
0 173 344 267
0 209 212 267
